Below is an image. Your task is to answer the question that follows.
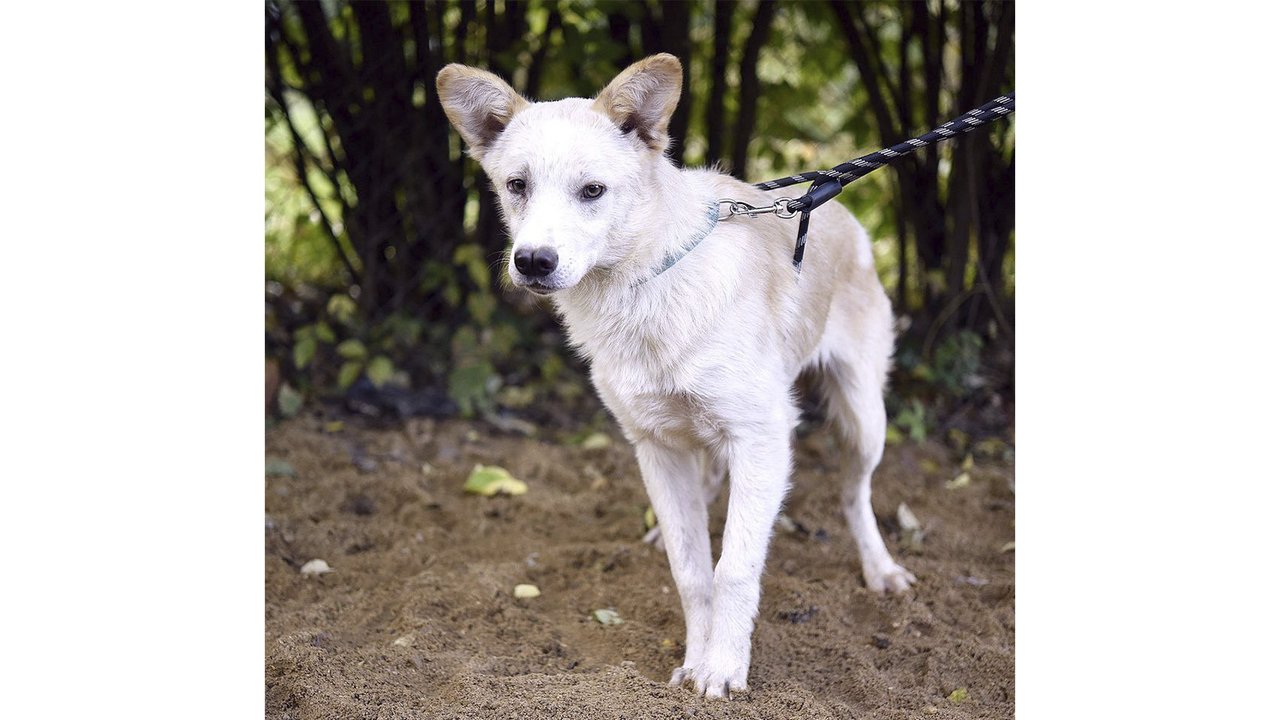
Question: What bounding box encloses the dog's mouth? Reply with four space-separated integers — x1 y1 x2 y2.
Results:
523 281 558 296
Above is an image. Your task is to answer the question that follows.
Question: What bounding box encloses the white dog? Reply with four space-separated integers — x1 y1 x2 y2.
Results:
438 54 914 699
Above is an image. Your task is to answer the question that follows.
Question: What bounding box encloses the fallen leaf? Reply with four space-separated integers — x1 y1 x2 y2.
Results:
644 506 657 530
592 608 623 625
265 458 296 477
580 432 612 450
897 502 925 554
920 458 940 474
999 541 1015 553
948 688 970 703
660 638 676 650
974 437 1008 459
584 464 607 490
277 383 303 418
776 514 796 533
300 559 333 576
513 584 541 599
961 453 974 471
392 634 414 647
463 465 528 497
945 472 971 490
324 420 345 433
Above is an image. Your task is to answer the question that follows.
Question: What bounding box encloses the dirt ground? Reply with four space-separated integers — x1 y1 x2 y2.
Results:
266 414 1014 719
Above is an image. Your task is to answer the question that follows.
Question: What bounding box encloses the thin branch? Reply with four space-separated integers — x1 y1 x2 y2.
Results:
266 70 361 280
829 2 900 144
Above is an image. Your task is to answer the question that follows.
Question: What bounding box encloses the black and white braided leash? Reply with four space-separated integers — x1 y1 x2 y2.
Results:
722 93 1014 269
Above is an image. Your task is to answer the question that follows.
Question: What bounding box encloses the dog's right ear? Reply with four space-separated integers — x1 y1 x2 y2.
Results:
593 54 683 152
436 64 529 160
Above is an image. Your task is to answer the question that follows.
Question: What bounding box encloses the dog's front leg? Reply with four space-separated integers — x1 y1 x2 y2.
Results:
694 426 792 699
634 440 715 685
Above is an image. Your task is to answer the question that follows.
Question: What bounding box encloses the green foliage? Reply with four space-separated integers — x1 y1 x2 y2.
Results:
277 291 415 395
892 398 929 445
265 0 1014 437
932 330 985 398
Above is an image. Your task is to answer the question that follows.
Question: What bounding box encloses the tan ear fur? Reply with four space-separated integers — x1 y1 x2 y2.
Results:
435 64 529 158
592 53 683 152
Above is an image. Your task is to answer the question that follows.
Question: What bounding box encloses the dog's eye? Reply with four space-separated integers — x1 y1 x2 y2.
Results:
581 184 606 200
506 178 526 195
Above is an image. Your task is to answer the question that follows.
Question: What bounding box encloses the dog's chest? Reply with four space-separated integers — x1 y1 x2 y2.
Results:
559 279 778 448
599 377 729 449
584 330 747 449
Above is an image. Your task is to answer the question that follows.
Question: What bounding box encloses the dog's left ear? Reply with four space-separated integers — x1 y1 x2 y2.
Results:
593 53 682 152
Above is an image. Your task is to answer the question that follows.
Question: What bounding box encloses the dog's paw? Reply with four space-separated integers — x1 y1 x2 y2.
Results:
864 562 916 595
641 525 665 552
668 665 693 687
689 657 749 700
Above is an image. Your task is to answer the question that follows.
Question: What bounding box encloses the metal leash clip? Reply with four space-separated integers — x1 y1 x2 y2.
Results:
717 197 800 221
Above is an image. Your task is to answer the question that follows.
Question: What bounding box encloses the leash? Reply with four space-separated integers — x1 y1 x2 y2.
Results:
719 93 1014 269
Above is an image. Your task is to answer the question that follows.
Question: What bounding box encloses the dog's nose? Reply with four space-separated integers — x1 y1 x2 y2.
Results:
513 247 558 278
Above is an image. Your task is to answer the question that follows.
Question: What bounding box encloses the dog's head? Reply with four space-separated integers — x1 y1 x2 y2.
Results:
437 54 683 295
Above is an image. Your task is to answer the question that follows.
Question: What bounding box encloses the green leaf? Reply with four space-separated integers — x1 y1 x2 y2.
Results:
293 335 317 370
893 398 928 444
277 383 303 417
366 355 394 387
265 457 296 477
948 688 969 704
463 464 528 497
326 293 357 325
337 360 363 389
336 339 367 360
315 321 336 343
884 424 904 446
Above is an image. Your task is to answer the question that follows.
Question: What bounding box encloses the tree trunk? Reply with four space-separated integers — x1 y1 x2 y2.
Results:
730 0 778 179
704 0 733 168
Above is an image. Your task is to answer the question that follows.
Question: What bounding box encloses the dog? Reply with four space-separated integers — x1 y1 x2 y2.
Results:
437 53 914 699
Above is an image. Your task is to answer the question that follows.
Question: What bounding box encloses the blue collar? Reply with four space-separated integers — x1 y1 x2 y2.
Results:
644 201 721 282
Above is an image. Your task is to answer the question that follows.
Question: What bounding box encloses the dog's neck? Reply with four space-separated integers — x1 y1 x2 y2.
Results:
565 161 717 301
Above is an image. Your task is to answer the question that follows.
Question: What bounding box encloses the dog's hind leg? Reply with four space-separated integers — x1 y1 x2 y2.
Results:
820 357 916 594
634 441 716 686
642 451 725 551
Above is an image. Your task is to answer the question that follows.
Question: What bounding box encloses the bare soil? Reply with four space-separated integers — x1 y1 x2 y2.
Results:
266 415 1014 719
